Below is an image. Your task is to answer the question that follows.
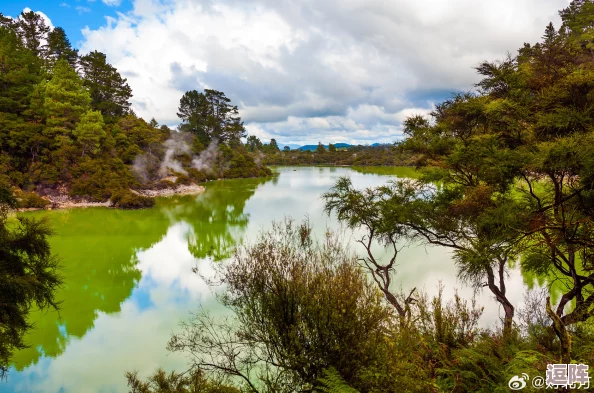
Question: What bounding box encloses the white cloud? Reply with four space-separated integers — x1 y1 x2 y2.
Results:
76 6 92 14
80 0 568 144
102 0 122 6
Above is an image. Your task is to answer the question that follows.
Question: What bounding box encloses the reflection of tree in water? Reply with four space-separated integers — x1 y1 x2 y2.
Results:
11 176 271 370
11 208 170 370
164 177 272 261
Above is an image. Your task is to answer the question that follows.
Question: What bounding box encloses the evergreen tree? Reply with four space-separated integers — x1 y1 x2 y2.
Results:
29 59 91 147
46 27 78 68
328 143 336 152
0 26 43 171
246 135 263 151
79 51 132 120
0 27 40 115
74 110 105 156
14 11 50 58
316 142 326 153
177 89 246 144
269 138 280 152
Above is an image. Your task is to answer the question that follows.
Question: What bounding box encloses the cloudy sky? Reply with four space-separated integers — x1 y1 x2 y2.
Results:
6 0 569 146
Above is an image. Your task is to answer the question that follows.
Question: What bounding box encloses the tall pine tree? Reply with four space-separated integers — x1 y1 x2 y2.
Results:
79 51 132 120
46 27 78 68
29 59 91 149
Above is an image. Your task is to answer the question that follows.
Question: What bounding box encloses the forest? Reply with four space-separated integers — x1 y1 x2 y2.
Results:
0 13 270 209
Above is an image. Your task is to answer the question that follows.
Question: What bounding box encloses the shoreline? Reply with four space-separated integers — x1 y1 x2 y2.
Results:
17 183 206 212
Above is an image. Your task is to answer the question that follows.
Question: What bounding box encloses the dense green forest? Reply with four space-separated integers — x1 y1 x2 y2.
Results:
0 12 270 209
127 1 594 392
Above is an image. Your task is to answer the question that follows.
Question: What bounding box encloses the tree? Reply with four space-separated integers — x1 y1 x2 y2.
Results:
245 135 263 152
0 184 61 379
46 27 78 68
0 26 40 115
325 0 594 358
168 219 394 392
13 11 50 58
283 145 290 152
328 143 336 152
29 59 91 148
324 174 523 336
316 142 326 153
0 26 44 170
177 89 246 145
74 110 106 156
79 50 132 120
268 138 280 152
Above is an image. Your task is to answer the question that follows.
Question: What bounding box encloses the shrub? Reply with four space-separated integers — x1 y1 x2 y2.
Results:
16 191 50 209
175 173 191 185
154 179 176 190
110 190 155 209
187 168 207 183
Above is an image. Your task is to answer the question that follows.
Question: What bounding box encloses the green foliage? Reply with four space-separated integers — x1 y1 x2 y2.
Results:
168 219 397 392
15 190 49 209
110 190 155 209
0 185 61 379
79 51 132 120
126 368 239 393
246 135 263 152
0 20 270 207
177 89 246 145
267 138 280 152
315 368 360 393
73 110 106 156
46 27 78 68
263 145 412 166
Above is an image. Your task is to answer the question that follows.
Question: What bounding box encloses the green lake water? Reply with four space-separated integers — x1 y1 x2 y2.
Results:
3 166 529 393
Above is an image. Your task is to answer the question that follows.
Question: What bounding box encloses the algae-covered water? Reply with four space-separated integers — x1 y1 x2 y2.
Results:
3 167 528 393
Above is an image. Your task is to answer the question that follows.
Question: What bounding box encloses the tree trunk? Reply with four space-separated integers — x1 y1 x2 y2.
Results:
546 296 571 365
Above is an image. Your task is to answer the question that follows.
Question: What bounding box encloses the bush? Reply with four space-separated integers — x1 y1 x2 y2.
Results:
187 168 207 183
110 190 155 209
168 219 398 391
154 179 176 190
16 191 50 209
175 173 192 185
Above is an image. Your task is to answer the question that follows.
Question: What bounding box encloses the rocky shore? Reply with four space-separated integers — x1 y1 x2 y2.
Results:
133 183 206 198
19 183 206 211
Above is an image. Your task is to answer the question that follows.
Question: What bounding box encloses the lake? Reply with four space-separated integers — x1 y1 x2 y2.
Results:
3 166 529 393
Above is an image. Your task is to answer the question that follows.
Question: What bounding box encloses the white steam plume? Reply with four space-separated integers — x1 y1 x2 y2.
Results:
192 140 219 173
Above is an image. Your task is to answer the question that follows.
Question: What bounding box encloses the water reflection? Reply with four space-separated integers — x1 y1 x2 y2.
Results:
3 167 531 393
11 208 169 370
164 177 271 261
10 176 271 374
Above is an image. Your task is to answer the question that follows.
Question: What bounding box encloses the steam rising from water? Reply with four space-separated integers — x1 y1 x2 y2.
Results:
132 133 220 184
158 135 192 177
192 141 218 172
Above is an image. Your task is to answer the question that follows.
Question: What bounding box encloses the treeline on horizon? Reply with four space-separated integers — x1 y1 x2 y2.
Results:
0 11 270 209
257 141 414 166
127 1 594 392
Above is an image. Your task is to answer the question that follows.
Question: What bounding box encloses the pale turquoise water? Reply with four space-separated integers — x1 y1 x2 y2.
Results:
2 167 528 393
